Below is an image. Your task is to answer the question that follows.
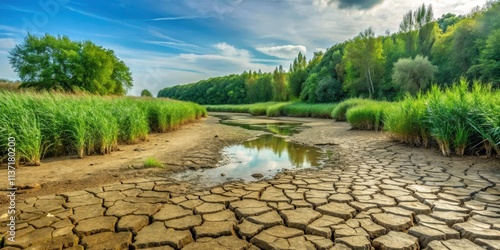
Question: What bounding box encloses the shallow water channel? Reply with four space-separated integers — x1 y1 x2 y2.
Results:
173 115 325 185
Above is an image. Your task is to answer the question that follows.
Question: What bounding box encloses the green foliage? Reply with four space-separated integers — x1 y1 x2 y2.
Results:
0 92 206 164
392 55 437 94
266 103 291 117
159 2 500 104
467 29 500 87
9 34 132 95
385 80 500 157
331 98 370 121
282 103 337 118
346 102 392 130
314 76 343 103
342 28 385 98
437 13 462 33
272 66 289 101
384 95 429 147
144 157 164 168
300 73 319 102
141 89 153 97
206 102 337 118
288 52 308 98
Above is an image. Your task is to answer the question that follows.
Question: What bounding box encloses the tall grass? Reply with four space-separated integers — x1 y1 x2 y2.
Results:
345 101 393 130
206 102 337 118
385 79 499 157
384 95 429 147
331 98 370 121
282 103 337 118
0 92 206 165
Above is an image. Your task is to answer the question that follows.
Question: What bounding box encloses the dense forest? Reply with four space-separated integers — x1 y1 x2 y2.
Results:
158 2 500 104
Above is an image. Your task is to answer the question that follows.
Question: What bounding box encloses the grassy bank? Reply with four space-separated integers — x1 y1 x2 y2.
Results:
386 81 499 156
206 102 337 118
336 80 499 157
0 92 206 165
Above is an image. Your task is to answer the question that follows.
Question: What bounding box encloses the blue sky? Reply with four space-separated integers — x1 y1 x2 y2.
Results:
0 0 485 96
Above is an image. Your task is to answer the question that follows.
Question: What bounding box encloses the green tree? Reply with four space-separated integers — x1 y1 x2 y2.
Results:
141 89 153 97
392 55 437 94
416 6 437 57
272 65 288 101
399 10 416 56
468 29 500 87
314 75 342 103
9 34 132 95
288 52 307 99
342 27 385 98
300 51 325 102
437 13 461 32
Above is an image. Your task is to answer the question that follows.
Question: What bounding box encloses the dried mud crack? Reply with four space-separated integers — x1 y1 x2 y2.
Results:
1 115 499 249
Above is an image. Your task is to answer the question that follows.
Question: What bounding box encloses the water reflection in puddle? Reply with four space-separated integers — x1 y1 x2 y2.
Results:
220 121 302 136
174 131 324 186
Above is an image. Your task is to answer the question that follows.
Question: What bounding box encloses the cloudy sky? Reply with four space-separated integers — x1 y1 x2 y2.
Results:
0 0 485 95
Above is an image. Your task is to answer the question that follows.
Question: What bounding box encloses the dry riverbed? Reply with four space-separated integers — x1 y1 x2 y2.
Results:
1 113 499 249
0 115 265 202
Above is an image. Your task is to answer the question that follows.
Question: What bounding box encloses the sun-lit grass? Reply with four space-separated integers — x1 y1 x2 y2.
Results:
345 101 393 130
266 102 292 117
0 92 206 165
331 98 370 121
282 103 337 118
144 157 164 168
385 79 500 157
384 95 429 147
206 102 337 118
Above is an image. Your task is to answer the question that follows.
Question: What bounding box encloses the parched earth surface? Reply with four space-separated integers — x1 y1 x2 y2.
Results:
1 114 500 249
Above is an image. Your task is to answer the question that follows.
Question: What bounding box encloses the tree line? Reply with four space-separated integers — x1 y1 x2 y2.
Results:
158 2 500 103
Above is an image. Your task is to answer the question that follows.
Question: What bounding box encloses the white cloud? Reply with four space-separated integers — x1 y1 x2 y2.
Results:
108 43 282 96
150 16 208 21
223 0 487 60
215 42 250 57
184 0 243 17
256 45 307 59
0 38 17 50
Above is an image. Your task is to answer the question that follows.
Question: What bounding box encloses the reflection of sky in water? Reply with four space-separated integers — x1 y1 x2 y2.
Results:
174 134 324 185
220 121 302 136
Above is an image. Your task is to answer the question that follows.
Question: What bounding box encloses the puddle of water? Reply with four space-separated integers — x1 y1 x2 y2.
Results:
212 114 303 136
221 121 302 136
174 134 324 186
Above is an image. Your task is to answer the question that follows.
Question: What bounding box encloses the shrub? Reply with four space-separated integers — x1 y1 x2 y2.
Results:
144 157 164 168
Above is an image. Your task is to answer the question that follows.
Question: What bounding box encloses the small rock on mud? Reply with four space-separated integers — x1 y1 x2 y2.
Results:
252 173 264 179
